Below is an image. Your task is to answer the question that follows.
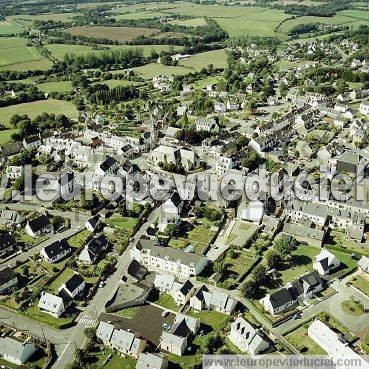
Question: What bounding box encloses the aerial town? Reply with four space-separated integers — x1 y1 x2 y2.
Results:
0 0 369 368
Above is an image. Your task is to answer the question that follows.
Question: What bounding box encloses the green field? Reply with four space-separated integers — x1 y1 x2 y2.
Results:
179 49 228 70
169 17 207 27
339 9 369 21
9 12 80 23
93 79 139 88
0 37 52 71
0 99 78 126
46 43 182 60
0 128 18 144
48 268 75 292
0 21 24 35
38 80 74 93
351 275 369 297
131 62 190 79
114 11 169 20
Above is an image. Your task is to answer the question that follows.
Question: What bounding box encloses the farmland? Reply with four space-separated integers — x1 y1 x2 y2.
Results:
38 81 74 93
0 21 24 35
131 62 190 79
0 37 52 71
8 12 81 23
169 17 207 27
179 49 228 70
45 43 182 60
0 99 78 126
114 11 169 20
64 26 160 41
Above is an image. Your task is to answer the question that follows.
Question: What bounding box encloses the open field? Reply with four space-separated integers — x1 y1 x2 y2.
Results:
46 42 182 60
38 80 74 93
0 128 18 144
0 99 78 126
179 49 227 70
0 37 52 71
351 275 369 297
131 62 190 79
114 11 169 20
8 12 80 24
64 26 160 41
169 17 207 27
0 21 24 35
339 9 369 21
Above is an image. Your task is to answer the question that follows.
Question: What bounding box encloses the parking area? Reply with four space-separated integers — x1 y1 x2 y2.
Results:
99 304 175 346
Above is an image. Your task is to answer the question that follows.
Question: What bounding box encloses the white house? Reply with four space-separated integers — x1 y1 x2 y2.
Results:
358 256 369 274
214 155 233 176
78 234 108 265
136 353 168 369
40 240 72 263
240 200 264 223
25 215 53 238
171 280 195 306
5 166 22 181
214 102 226 113
85 215 101 232
38 292 65 318
229 316 270 355
95 156 119 176
131 239 208 279
196 118 219 133
313 249 340 275
360 101 369 117
60 273 85 298
0 337 37 365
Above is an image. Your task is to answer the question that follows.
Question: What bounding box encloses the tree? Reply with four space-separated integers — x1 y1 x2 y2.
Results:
242 279 258 298
265 249 281 269
274 235 298 260
252 264 267 284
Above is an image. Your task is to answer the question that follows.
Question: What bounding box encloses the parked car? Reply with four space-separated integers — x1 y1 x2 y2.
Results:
162 323 171 331
161 310 169 317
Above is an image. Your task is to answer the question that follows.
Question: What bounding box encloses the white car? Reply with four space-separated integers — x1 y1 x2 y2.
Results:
161 310 169 317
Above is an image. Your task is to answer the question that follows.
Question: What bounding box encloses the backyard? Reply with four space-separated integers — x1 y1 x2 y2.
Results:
350 275 369 297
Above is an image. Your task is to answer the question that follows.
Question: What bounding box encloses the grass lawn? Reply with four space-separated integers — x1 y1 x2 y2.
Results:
327 230 369 257
168 353 200 369
38 80 74 93
318 313 356 343
277 245 320 286
115 306 140 319
341 300 364 316
68 229 91 248
0 20 24 35
154 293 179 312
93 79 139 88
187 225 215 255
168 238 189 249
0 128 18 144
191 74 224 89
329 249 358 273
351 275 369 297
285 323 327 355
104 354 136 369
179 49 227 70
0 358 17 369
0 99 78 126
87 347 136 368
24 304 75 329
188 309 230 330
169 17 207 27
104 215 138 231
47 268 75 292
114 11 169 20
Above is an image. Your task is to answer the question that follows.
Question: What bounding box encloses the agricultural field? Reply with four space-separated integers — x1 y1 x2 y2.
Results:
0 37 52 71
0 99 78 126
114 11 169 20
169 17 207 27
92 79 139 88
339 9 369 21
8 12 81 24
64 26 160 41
38 80 74 93
179 49 228 70
131 62 190 79
0 20 24 35
0 128 18 145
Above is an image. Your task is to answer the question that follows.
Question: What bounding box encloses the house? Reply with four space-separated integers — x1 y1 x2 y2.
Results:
262 287 296 315
177 105 188 116
0 233 18 258
131 239 208 279
38 291 65 318
60 273 85 298
154 273 176 293
58 172 74 198
136 352 168 369
0 266 17 293
25 215 53 238
40 239 71 263
229 316 270 354
96 321 146 358
313 249 340 275
360 101 369 117
160 314 200 356
0 337 37 365
159 192 184 231
226 98 239 111
171 280 195 306
95 156 119 176
78 234 108 264
240 200 264 224
23 135 42 149
308 320 369 365
190 285 237 315
85 215 101 232
196 118 219 133
0 210 25 228
214 155 233 176
282 222 326 248
358 256 369 274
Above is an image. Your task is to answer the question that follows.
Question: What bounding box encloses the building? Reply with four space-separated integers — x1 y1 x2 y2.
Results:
0 266 17 293
214 155 233 176
196 118 219 133
40 239 72 263
96 321 146 358
308 320 369 367
360 101 369 116
229 316 269 354
282 222 326 248
313 249 340 275
60 273 85 298
38 292 65 318
136 352 168 369
95 156 119 176
78 234 108 264
131 239 208 279
171 280 195 306
25 215 53 238
5 166 22 181
190 285 237 315
160 314 200 356
358 256 369 274
0 233 18 258
85 215 101 232
240 200 264 224
0 337 37 365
